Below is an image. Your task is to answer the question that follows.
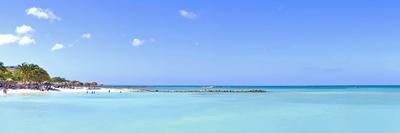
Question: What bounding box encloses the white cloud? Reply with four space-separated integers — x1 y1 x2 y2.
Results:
16 25 34 34
51 43 64 51
179 10 197 19
131 38 145 47
81 33 91 39
26 7 61 22
132 38 144 47
0 25 36 46
0 34 19 46
130 38 156 47
18 36 35 46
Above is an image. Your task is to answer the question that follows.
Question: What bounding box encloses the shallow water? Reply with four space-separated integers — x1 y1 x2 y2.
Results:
1 86 400 133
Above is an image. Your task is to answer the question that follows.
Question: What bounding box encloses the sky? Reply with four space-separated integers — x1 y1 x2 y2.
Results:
1 0 400 85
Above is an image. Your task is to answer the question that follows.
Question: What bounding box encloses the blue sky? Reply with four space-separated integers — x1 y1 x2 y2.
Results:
1 0 400 85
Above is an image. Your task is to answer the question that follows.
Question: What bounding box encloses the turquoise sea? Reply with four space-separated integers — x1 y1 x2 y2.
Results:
1 86 400 133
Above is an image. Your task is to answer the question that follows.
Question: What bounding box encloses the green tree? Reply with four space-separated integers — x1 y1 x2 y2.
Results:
15 63 50 82
51 77 69 82
0 62 16 80
0 62 6 72
0 62 7 80
33 67 50 82
15 63 33 82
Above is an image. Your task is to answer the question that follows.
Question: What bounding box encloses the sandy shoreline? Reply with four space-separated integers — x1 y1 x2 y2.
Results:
0 87 142 96
0 87 266 96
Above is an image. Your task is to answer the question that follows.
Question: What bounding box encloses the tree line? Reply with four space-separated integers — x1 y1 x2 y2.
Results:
0 62 99 89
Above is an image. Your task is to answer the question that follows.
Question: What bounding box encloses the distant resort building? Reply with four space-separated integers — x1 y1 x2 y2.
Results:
5 66 16 73
5 66 16 69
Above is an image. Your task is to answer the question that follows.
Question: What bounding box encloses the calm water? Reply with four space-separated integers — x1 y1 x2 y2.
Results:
1 86 400 133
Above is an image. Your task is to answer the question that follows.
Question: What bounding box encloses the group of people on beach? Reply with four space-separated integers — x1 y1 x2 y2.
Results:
86 90 96 94
85 90 123 94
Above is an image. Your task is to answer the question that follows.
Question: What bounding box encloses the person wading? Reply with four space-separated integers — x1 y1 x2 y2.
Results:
3 89 7 95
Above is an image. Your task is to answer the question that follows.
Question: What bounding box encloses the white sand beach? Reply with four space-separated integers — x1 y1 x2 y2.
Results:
0 87 142 96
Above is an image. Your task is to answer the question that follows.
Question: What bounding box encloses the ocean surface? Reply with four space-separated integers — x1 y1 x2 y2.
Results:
1 86 400 133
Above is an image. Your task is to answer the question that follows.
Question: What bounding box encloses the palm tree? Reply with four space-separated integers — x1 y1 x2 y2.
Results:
0 62 6 72
33 67 50 82
0 62 7 80
15 63 50 83
15 63 33 82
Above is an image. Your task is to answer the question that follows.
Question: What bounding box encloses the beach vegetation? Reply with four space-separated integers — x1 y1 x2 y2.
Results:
14 63 50 82
0 62 7 80
51 77 69 82
0 62 99 90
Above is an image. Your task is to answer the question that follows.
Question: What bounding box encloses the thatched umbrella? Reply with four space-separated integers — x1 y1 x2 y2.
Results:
83 83 90 89
42 81 51 91
0 80 4 88
90 82 98 89
4 78 17 89
73 81 83 88
62 82 69 88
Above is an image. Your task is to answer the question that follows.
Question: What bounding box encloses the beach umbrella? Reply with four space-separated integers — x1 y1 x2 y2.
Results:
0 80 4 87
4 78 16 88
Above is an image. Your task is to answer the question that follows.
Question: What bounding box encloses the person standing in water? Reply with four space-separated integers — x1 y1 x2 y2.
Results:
3 89 7 95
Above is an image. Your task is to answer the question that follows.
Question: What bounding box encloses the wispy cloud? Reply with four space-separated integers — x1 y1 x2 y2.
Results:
81 33 92 39
26 7 61 22
51 43 64 51
179 10 197 19
16 25 34 34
